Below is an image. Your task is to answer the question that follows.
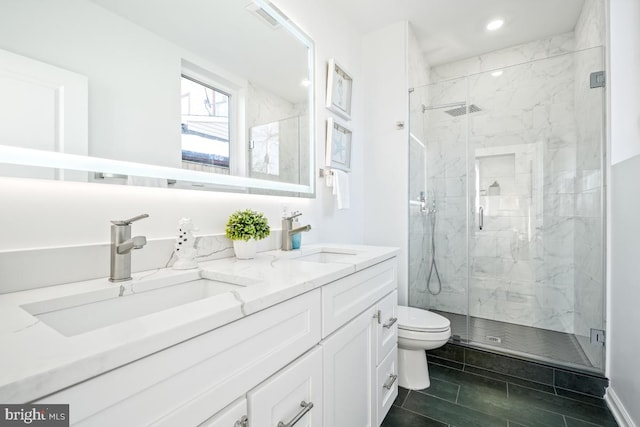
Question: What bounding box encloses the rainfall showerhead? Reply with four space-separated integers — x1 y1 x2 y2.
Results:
445 104 481 117
421 102 482 116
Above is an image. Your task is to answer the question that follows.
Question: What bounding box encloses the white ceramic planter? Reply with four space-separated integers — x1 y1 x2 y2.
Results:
233 239 257 259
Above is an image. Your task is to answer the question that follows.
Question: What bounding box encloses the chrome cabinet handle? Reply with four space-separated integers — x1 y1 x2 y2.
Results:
383 374 398 390
383 317 398 329
373 310 381 324
479 206 484 230
277 401 314 427
234 415 248 427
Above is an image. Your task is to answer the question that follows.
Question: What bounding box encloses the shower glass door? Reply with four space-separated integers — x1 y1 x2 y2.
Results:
408 47 606 373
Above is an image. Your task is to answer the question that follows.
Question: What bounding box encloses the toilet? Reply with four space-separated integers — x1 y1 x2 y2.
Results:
397 306 451 390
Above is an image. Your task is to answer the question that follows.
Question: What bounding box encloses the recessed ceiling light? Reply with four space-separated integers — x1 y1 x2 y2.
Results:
491 70 503 77
301 78 311 87
486 19 504 31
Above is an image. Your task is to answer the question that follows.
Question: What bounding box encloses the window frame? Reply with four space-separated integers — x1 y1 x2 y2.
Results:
180 62 245 176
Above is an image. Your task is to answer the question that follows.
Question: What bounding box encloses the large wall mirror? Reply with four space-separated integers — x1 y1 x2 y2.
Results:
0 0 315 196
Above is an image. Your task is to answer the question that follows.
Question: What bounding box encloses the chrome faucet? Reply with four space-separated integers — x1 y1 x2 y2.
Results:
110 214 149 282
281 211 311 251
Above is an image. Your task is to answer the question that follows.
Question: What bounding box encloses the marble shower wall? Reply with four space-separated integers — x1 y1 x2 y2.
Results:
466 52 579 334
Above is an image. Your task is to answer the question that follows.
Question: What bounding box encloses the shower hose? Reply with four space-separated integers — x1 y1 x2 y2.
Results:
426 207 442 295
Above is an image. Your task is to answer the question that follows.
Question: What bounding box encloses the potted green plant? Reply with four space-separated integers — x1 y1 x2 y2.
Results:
225 209 271 259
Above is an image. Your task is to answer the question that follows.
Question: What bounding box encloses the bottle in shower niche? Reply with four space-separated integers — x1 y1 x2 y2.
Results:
488 180 501 196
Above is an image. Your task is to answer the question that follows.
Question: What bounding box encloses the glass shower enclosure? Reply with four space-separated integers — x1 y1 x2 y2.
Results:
408 47 606 373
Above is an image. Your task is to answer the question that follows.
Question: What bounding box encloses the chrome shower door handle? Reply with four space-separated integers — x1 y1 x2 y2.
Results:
479 206 484 230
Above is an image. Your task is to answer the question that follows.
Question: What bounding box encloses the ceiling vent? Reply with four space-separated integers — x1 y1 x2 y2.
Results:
245 2 281 29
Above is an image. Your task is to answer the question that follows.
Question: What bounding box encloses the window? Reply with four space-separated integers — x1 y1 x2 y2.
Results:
180 75 230 168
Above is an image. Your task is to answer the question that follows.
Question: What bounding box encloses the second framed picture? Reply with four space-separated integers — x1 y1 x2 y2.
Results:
325 118 352 172
326 59 353 120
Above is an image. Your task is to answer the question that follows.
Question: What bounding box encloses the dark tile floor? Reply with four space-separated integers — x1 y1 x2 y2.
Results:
382 361 618 427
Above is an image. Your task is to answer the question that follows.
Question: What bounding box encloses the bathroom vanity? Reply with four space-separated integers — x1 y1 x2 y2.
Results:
0 244 398 426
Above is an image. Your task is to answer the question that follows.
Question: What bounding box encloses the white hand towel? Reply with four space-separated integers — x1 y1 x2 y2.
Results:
332 169 350 210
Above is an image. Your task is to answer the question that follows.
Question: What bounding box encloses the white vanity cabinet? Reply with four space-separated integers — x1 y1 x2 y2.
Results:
320 259 398 427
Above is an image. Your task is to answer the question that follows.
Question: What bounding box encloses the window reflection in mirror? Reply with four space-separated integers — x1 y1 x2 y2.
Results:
180 76 231 174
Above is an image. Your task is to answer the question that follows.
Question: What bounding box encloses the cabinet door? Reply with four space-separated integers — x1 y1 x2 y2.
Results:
198 397 247 427
321 306 376 427
376 345 398 426
248 347 322 427
375 290 398 365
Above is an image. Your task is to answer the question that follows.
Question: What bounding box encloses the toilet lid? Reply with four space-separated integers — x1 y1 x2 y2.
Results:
397 306 450 332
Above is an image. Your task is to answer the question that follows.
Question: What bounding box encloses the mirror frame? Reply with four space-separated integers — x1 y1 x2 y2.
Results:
0 0 316 197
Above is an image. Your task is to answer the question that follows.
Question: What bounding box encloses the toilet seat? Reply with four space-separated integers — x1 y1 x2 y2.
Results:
397 306 450 333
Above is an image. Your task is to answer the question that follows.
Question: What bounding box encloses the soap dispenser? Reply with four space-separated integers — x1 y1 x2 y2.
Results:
291 217 302 249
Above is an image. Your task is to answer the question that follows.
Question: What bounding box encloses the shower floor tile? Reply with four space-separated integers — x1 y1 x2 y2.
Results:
382 363 618 427
432 310 595 369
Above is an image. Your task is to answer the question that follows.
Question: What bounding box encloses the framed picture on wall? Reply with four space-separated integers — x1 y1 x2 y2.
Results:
326 59 353 120
325 117 352 172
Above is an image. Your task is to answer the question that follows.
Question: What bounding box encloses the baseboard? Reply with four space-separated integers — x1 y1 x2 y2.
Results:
605 387 637 427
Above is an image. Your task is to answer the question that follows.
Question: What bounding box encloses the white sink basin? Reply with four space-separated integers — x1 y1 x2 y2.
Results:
21 274 254 337
296 250 359 264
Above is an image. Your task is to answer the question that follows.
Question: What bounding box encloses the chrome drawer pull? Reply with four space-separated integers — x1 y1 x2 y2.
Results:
277 401 314 427
383 374 398 390
373 310 381 324
234 415 248 427
383 317 398 329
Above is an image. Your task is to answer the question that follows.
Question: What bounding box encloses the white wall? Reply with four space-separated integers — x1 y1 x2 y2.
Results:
609 0 640 165
0 0 366 287
362 22 410 304
607 0 640 424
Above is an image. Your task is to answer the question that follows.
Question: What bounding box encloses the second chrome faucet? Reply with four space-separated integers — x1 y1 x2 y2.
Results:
281 211 311 251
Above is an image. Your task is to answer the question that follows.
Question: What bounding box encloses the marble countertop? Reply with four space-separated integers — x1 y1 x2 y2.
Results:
0 243 398 403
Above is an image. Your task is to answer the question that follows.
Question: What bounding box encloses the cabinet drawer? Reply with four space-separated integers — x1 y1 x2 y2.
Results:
375 290 397 365
37 290 321 426
376 345 398 426
322 258 397 337
198 397 246 427
247 347 322 427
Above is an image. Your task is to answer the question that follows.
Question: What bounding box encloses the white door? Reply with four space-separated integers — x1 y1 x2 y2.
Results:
321 306 376 427
248 346 322 427
0 48 87 180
